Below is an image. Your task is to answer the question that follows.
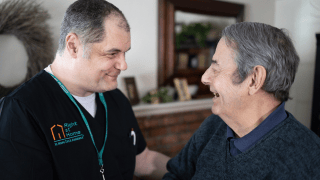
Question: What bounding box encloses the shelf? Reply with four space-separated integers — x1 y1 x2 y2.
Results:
132 98 213 117
175 69 207 76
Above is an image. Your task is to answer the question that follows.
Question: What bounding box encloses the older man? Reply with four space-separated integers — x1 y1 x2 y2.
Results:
0 0 169 179
163 22 320 179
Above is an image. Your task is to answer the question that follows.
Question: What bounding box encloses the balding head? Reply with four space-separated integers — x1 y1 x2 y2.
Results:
57 0 130 58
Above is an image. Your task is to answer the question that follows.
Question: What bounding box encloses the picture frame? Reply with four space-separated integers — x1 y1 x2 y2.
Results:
198 49 210 69
173 78 191 101
149 89 160 104
177 52 189 70
124 77 140 105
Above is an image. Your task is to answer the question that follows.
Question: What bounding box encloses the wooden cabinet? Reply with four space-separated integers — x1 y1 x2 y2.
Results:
174 46 215 98
311 34 320 136
158 0 244 99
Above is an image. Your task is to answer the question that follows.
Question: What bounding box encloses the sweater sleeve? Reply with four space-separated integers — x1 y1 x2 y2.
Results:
0 97 54 180
162 132 198 180
162 115 222 180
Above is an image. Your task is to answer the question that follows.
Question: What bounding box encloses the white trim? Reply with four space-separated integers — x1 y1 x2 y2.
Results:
132 98 213 117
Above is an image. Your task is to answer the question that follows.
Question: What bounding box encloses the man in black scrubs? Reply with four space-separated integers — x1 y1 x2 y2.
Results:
0 0 169 179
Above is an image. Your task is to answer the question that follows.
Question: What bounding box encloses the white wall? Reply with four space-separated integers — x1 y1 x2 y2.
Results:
175 10 236 26
274 0 320 128
222 0 276 25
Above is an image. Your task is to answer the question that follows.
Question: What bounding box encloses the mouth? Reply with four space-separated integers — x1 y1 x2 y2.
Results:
106 72 120 77
107 74 118 78
211 91 220 98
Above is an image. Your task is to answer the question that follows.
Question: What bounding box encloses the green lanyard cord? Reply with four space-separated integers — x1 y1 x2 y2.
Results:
49 73 108 167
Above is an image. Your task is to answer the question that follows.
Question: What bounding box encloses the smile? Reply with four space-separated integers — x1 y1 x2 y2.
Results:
106 72 120 77
107 74 118 77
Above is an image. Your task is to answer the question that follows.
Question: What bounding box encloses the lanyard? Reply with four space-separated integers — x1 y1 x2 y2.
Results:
48 73 108 169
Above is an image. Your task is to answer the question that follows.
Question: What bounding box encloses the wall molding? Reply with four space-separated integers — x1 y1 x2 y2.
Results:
133 98 213 117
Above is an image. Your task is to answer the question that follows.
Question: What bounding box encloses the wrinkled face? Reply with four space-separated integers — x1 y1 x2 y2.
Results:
75 17 131 94
201 38 248 118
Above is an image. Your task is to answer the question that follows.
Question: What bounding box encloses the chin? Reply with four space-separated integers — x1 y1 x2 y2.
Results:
95 85 117 93
105 84 118 91
211 106 220 115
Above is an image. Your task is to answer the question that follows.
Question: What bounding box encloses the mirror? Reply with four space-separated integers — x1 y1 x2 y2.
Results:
175 10 236 46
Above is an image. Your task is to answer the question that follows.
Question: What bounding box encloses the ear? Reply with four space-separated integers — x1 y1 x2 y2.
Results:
248 65 266 95
65 33 80 59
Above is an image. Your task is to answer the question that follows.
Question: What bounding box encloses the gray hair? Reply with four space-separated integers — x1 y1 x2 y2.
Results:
221 22 300 102
57 0 130 58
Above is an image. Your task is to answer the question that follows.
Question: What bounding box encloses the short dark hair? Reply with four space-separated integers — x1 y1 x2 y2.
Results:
57 0 130 57
221 22 300 102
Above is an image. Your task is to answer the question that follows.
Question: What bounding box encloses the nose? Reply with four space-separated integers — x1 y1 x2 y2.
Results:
201 68 210 86
115 53 127 71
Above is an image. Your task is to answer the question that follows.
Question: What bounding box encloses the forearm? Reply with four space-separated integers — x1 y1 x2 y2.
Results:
135 148 170 180
147 150 170 179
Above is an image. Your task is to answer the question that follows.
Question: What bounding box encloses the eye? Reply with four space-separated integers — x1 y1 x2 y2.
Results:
211 60 218 65
106 52 118 58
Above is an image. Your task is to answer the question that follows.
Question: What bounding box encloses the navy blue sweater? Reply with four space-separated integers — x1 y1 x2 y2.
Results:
163 112 320 179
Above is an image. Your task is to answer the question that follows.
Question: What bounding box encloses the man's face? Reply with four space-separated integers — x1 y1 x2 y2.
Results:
75 17 131 94
201 38 248 118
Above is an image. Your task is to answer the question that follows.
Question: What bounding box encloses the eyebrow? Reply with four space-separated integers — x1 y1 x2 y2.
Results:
211 59 219 65
104 47 131 53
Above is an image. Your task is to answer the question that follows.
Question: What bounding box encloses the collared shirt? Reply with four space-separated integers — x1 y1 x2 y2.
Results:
227 102 288 156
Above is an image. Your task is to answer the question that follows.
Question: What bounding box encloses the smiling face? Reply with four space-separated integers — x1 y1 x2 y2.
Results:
201 38 249 118
74 16 131 95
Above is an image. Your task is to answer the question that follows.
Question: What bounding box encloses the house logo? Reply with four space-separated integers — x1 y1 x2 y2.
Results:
51 122 84 146
51 124 66 140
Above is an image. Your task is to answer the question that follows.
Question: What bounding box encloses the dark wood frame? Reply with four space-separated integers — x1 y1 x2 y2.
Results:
158 0 245 89
311 34 320 136
124 77 140 105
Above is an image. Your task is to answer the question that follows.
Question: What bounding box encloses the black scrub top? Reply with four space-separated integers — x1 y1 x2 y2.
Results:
0 70 146 180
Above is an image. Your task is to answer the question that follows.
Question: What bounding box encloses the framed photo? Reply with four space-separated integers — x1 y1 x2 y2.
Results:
124 77 140 105
173 78 191 101
198 49 210 69
177 53 189 70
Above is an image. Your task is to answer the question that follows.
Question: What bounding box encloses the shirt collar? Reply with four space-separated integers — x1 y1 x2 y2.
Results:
227 102 287 152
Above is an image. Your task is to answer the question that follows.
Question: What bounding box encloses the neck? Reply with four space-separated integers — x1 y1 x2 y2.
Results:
224 95 281 138
51 56 93 97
